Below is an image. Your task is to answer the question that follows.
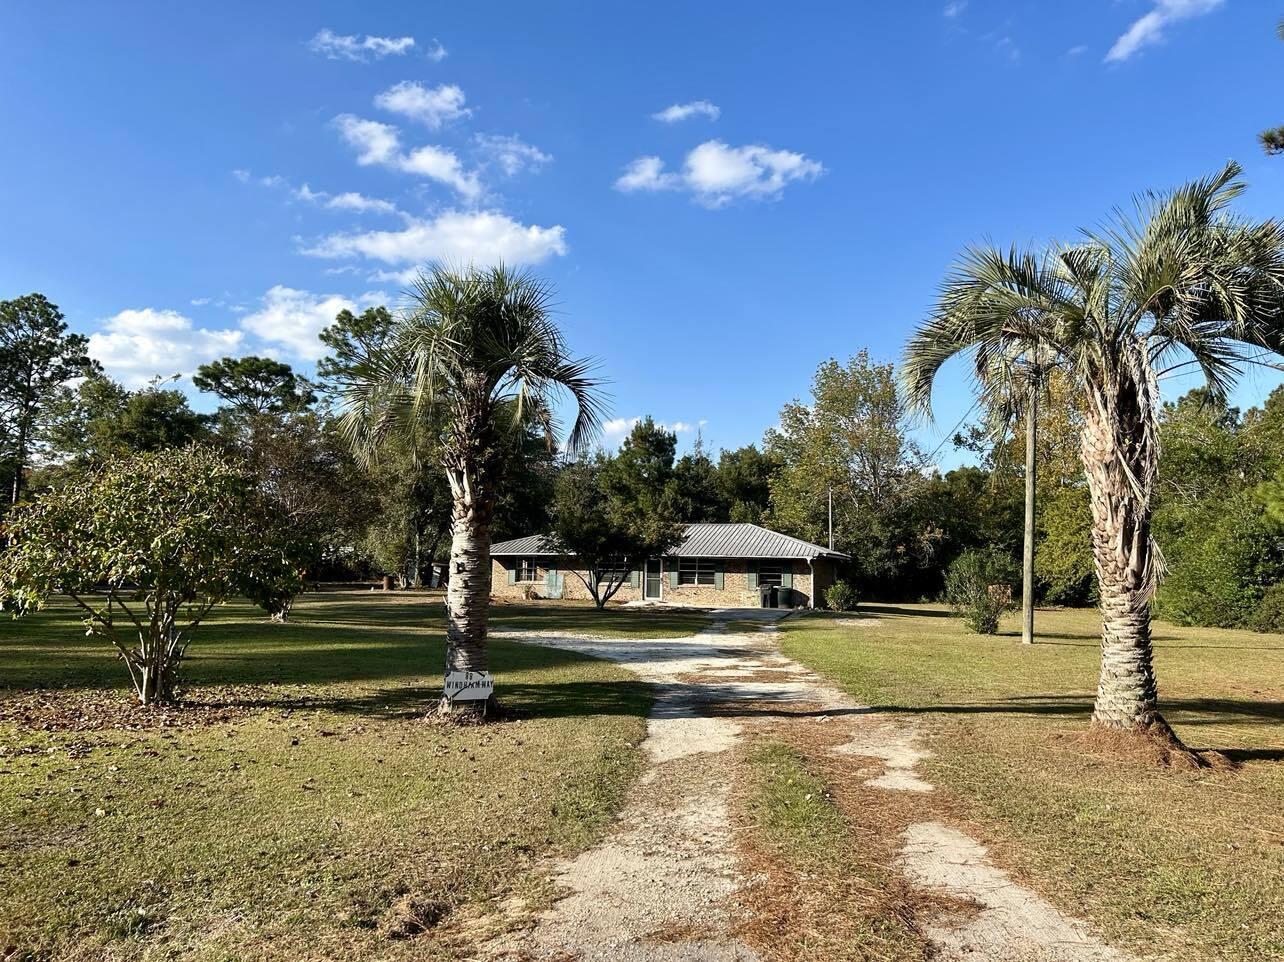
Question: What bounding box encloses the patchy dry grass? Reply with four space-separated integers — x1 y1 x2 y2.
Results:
781 603 1284 962
0 590 651 961
734 727 931 962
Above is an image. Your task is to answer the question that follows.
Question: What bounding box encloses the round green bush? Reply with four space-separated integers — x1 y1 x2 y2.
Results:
825 580 859 612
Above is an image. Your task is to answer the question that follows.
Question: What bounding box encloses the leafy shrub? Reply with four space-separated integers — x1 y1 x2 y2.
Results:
1250 583 1284 633
944 548 1018 634
1157 493 1284 628
0 445 308 705
824 580 859 612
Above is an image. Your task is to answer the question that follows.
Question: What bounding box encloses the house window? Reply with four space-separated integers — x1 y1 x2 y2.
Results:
516 558 539 582
596 565 631 586
678 558 717 586
757 563 785 588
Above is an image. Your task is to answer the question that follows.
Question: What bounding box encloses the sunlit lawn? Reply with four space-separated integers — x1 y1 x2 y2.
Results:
0 589 660 961
781 604 1284 962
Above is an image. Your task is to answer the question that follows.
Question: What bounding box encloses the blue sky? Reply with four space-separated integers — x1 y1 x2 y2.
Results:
2 1 1282 466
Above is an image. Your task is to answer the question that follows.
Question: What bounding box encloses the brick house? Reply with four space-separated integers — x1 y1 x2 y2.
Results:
490 523 849 609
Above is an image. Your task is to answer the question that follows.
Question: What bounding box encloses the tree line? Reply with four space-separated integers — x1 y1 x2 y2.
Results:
3 161 1284 748
1 287 1280 632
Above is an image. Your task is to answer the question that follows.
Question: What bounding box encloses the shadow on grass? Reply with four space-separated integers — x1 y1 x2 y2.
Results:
1032 634 1284 651
206 677 654 723
855 604 953 619
1219 747 1284 763
855 692 1284 724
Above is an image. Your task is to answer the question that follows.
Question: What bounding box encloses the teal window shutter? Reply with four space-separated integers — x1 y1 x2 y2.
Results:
507 559 516 585
669 559 680 589
714 561 724 590
747 561 759 590
781 563 793 589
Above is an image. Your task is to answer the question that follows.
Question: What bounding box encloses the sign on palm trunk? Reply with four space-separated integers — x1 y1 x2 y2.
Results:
444 670 494 703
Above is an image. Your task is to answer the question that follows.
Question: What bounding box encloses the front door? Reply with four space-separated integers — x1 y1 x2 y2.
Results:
644 558 662 600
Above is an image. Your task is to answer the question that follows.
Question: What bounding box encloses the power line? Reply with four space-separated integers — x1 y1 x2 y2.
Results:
924 399 981 465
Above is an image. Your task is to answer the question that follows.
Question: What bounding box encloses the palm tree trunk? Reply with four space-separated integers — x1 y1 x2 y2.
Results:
440 464 494 716
1022 379 1037 645
1080 392 1163 733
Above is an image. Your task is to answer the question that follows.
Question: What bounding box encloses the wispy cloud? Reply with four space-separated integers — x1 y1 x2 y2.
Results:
474 133 552 176
308 28 415 62
1066 44 1089 57
374 81 470 129
424 38 448 62
294 184 399 216
652 100 720 123
943 1 967 18
334 114 481 199
615 140 823 207
1105 0 1224 63
231 168 284 188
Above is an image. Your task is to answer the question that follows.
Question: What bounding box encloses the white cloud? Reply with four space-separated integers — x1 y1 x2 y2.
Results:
1106 0 1223 63
474 133 552 176
652 100 720 123
424 38 448 62
232 168 251 183
333 114 481 199
601 417 640 446
240 286 385 360
309 28 415 62
334 114 402 166
303 209 568 272
943 1 967 17
374 81 470 129
600 416 698 448
88 309 243 387
295 183 399 215
616 140 823 206
1067 44 1089 57
400 145 482 198
614 156 676 192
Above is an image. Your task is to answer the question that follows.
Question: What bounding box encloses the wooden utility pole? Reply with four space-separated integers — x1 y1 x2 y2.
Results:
828 486 834 551
1022 373 1038 645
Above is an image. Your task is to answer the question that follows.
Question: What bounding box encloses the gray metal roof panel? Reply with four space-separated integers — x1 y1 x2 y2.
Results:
491 523 849 561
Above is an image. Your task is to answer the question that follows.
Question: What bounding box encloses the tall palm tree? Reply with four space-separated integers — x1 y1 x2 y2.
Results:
903 162 1284 742
341 264 603 714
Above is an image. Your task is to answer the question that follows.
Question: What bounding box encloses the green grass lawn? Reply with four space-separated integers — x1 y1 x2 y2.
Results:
489 597 714 638
0 589 659 962
780 604 1284 962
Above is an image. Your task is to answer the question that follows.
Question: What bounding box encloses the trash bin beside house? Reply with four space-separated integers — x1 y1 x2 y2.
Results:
776 586 792 608
760 585 778 608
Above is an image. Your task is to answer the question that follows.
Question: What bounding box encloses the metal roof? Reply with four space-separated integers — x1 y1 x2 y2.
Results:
491 523 849 561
